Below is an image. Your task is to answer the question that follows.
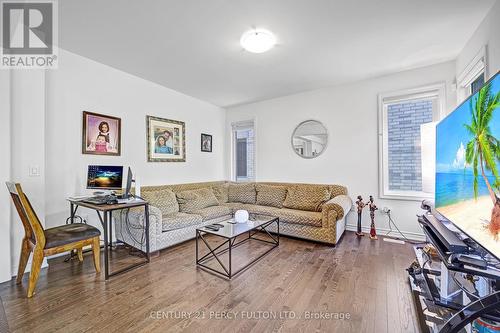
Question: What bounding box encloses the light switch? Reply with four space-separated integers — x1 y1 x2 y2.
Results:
29 165 40 177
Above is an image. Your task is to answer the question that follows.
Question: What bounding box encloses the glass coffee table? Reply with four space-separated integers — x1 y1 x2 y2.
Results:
196 214 279 279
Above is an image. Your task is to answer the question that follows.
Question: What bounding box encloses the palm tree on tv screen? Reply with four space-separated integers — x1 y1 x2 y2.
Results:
464 82 500 238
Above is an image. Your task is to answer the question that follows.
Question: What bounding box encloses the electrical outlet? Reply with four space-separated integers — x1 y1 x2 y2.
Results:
382 207 391 214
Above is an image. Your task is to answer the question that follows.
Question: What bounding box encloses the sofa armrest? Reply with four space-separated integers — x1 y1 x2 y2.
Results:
113 205 162 251
322 195 353 227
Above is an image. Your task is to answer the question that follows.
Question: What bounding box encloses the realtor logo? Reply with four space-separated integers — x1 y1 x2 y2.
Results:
1 0 58 68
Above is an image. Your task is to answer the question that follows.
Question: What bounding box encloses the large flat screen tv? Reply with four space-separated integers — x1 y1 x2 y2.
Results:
435 71 500 259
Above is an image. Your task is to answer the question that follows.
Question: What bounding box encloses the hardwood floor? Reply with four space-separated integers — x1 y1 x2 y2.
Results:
0 231 419 333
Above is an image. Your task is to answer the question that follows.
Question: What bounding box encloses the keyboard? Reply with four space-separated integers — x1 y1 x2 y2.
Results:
81 195 115 205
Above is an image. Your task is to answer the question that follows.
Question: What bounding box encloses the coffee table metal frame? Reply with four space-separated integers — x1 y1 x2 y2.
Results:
196 217 279 279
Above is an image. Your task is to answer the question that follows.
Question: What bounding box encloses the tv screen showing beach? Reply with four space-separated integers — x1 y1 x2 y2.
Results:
435 72 500 259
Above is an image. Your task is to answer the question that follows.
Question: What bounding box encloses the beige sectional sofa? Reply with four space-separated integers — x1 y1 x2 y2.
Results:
113 181 352 252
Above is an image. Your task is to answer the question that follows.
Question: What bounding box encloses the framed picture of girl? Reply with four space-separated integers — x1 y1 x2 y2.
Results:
146 115 186 162
82 111 121 156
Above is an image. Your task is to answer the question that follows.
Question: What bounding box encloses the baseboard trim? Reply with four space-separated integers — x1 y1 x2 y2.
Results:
11 258 49 280
345 224 426 242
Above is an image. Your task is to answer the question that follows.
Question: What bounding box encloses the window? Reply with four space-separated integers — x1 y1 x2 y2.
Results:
470 73 485 95
232 121 255 181
457 46 487 102
378 83 445 200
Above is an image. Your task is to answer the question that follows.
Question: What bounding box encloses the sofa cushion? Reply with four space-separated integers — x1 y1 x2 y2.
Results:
162 212 203 232
220 202 245 213
241 204 281 216
176 188 219 213
141 188 179 216
256 184 287 208
212 183 229 203
221 202 280 217
283 184 331 212
228 183 256 204
276 208 323 227
191 205 231 221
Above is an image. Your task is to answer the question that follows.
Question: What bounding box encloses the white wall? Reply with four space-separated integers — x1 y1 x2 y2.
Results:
44 49 226 231
226 61 457 238
0 71 12 282
456 0 500 79
9 70 48 277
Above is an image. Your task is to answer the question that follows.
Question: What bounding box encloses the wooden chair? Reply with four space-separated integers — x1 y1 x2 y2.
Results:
6 182 101 298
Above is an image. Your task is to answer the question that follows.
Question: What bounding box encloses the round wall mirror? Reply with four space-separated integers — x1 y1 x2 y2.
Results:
291 120 328 158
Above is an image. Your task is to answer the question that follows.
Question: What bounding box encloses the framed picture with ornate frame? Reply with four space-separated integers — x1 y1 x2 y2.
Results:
82 111 121 156
201 133 212 152
146 115 186 162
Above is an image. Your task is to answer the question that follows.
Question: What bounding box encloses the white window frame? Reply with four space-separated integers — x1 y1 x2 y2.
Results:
378 83 446 201
457 45 488 103
231 120 256 182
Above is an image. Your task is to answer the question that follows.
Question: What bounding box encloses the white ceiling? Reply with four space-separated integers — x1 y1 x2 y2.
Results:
59 0 496 107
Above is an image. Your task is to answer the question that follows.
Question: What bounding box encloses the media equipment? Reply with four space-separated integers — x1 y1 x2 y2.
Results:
87 165 123 191
420 213 468 254
435 71 500 260
411 210 500 333
452 254 488 270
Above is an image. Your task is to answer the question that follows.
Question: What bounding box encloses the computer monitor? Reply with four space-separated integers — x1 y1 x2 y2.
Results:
120 167 134 199
87 165 123 190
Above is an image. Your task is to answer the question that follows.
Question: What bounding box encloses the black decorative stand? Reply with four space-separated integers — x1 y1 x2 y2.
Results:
408 212 500 333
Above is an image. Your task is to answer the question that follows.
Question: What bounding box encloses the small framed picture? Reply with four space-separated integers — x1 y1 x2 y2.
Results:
147 115 186 162
82 111 121 156
201 133 212 152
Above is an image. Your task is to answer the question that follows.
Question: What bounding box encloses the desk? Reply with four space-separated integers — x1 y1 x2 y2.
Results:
67 198 150 279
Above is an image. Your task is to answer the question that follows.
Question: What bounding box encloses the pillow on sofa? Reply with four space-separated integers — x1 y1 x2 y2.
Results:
141 189 179 216
256 184 287 208
228 183 256 204
212 183 229 203
283 184 331 212
176 188 219 213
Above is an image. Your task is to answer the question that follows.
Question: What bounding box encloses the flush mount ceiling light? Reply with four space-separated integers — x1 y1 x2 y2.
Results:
240 29 276 53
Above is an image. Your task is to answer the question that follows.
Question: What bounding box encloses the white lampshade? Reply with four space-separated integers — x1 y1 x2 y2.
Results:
234 210 249 223
240 29 276 53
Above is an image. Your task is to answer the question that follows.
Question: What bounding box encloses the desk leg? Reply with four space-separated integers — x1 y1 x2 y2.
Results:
196 230 199 263
228 238 232 278
70 203 75 224
103 211 109 280
109 211 113 249
277 219 280 245
144 204 150 262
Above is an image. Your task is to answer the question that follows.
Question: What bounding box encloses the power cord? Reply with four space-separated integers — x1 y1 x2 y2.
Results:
116 207 146 257
65 215 85 224
384 210 423 245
